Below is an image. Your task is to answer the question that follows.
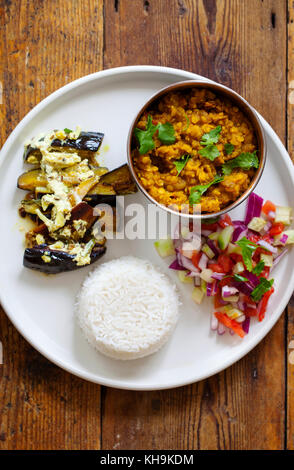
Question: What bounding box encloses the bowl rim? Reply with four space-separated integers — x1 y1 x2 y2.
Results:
127 79 266 220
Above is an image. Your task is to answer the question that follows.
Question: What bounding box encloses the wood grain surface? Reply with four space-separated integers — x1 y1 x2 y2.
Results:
0 0 292 450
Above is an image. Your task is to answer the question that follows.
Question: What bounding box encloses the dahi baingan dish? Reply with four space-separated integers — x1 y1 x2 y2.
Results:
131 88 259 213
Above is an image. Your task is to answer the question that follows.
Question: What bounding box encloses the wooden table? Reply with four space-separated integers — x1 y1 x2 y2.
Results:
0 0 293 450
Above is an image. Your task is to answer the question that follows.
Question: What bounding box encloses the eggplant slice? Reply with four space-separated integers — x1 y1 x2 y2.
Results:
23 131 104 163
23 242 106 274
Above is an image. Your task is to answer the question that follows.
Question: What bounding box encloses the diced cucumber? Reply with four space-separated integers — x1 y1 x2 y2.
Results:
201 278 207 293
284 230 294 244
247 217 267 233
181 225 191 239
275 206 292 225
233 261 245 274
222 295 239 303
177 271 193 283
227 242 242 255
192 287 205 304
225 306 244 320
208 231 219 241
154 238 175 257
260 253 273 267
200 268 214 283
202 244 215 259
218 225 234 250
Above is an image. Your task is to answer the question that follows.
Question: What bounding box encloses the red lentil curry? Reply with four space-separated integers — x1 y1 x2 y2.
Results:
131 88 259 213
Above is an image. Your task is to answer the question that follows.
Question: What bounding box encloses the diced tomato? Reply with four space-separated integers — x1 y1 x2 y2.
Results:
214 312 245 338
191 251 202 269
218 214 233 228
214 293 226 308
209 263 224 273
219 276 232 288
230 253 244 264
243 294 255 304
257 287 274 322
261 233 272 243
262 200 276 216
201 223 218 232
253 247 268 262
217 254 234 273
244 307 258 317
152 119 158 125
260 266 270 279
269 223 284 236
248 233 261 243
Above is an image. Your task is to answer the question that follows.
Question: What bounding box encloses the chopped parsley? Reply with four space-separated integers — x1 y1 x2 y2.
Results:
64 128 73 134
224 143 234 155
233 274 249 282
189 175 224 205
134 115 176 154
222 151 259 175
174 154 191 176
251 277 274 302
184 114 190 131
236 237 258 272
252 260 265 275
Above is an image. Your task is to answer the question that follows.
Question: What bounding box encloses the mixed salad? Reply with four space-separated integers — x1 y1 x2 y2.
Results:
155 193 293 338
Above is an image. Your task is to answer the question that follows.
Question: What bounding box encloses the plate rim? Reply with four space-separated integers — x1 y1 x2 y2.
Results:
0 64 294 390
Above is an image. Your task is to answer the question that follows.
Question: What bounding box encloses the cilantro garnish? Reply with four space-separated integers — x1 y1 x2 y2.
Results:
251 277 274 302
174 155 191 176
134 115 158 154
157 122 176 145
200 125 222 146
236 237 258 272
222 151 259 175
184 114 190 131
134 115 176 154
64 128 73 134
189 175 224 205
252 261 265 275
224 143 234 155
199 126 222 161
233 274 249 282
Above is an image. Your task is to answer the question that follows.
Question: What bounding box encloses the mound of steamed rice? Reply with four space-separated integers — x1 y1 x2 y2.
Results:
76 256 180 360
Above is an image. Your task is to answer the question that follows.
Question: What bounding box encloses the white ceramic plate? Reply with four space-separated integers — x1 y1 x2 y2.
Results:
0 66 293 390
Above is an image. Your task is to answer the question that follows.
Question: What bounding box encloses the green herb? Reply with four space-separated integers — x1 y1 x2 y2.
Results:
134 115 158 154
236 237 258 272
184 114 190 131
252 261 265 275
222 151 259 175
233 274 249 282
251 277 274 302
224 143 234 155
199 144 220 161
64 128 72 134
174 154 191 176
204 216 220 224
201 125 222 146
189 176 224 205
157 122 176 145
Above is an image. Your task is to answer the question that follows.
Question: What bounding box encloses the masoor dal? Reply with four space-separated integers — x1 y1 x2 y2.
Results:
132 89 257 213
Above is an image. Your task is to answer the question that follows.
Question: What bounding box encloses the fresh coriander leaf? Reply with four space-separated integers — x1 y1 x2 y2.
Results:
233 274 249 282
222 151 259 175
174 154 191 176
64 128 73 134
200 125 222 146
189 176 224 205
252 260 265 275
184 114 190 131
251 277 274 302
204 216 220 224
157 122 176 145
199 144 220 161
236 237 258 272
224 143 234 155
134 115 158 154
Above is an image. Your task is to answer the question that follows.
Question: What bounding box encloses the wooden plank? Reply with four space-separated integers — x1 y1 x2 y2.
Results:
102 0 287 450
287 0 294 450
0 0 104 450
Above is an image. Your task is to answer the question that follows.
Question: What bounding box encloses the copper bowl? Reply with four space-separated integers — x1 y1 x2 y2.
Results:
127 80 266 220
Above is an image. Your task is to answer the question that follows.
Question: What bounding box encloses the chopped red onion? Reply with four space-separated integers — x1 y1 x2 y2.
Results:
177 252 198 272
244 193 263 225
229 329 235 336
222 286 239 297
232 280 254 296
211 314 218 331
243 270 260 287
198 253 208 270
211 272 226 280
257 240 277 253
217 322 226 335
242 317 250 334
267 210 276 219
279 233 289 245
261 221 272 234
194 276 201 287
237 300 246 311
273 248 288 266
202 229 213 236
206 238 220 256
207 281 218 297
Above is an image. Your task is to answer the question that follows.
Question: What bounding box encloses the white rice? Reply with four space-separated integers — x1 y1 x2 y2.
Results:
76 256 180 360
